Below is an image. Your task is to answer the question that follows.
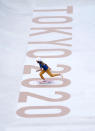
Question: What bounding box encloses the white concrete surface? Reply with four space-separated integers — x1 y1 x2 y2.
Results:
0 0 95 131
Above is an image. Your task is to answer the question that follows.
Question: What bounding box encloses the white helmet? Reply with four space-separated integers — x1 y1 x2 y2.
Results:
36 57 41 62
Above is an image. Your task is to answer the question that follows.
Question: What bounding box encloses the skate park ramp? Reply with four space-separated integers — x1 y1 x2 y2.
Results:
0 0 95 131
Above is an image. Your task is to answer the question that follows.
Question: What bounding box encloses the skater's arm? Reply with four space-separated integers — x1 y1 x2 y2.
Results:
47 65 51 70
36 62 43 72
36 68 42 72
48 67 51 70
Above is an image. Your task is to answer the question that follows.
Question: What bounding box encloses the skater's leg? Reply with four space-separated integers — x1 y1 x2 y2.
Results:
46 69 60 77
39 70 45 80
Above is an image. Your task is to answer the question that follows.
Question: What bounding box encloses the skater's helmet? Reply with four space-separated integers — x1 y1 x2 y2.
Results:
36 57 41 62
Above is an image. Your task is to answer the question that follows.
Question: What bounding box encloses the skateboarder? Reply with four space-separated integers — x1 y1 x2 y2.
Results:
36 57 61 82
